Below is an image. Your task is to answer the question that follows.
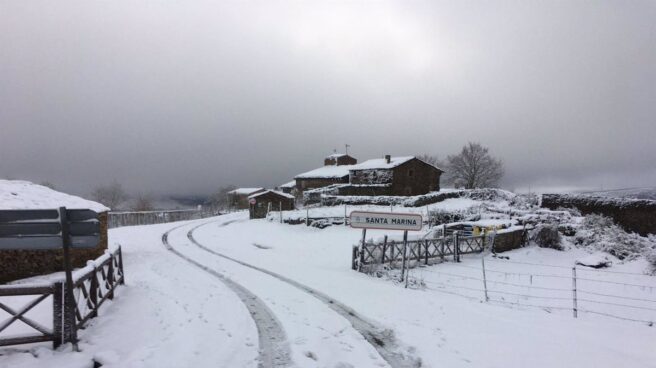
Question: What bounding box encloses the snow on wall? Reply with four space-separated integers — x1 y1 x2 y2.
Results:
542 193 656 236
349 169 393 185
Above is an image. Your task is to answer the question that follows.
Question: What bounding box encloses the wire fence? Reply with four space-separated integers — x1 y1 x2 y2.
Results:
408 256 656 326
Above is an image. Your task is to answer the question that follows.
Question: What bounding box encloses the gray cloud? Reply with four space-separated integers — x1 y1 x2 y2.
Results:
1 1 655 197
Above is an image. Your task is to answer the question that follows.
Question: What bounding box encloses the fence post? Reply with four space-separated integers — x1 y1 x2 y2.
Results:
118 246 125 284
453 231 459 262
351 246 357 270
306 209 309 226
107 254 115 300
381 235 388 264
481 257 489 302
424 240 429 265
344 205 347 226
400 230 408 283
89 265 99 317
279 202 283 224
572 267 578 318
440 238 445 261
405 245 411 289
52 282 64 348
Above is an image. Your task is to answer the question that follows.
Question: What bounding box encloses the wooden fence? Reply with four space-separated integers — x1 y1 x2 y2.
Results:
352 233 491 271
0 247 125 348
108 208 220 228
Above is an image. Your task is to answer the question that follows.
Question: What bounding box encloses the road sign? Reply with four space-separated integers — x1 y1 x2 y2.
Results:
0 208 101 250
249 198 256 205
349 211 423 231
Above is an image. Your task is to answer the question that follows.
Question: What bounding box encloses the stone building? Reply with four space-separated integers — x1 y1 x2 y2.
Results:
249 190 295 219
346 155 443 196
294 153 357 193
277 180 296 194
324 153 357 166
227 188 266 209
0 180 110 283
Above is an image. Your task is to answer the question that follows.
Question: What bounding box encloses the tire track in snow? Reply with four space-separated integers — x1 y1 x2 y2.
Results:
161 223 292 368
188 220 423 368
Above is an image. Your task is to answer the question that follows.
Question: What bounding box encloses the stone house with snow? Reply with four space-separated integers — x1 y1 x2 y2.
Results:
294 153 357 192
277 181 296 194
345 155 443 196
227 188 266 209
249 190 295 219
323 153 357 166
0 180 110 283
294 154 443 202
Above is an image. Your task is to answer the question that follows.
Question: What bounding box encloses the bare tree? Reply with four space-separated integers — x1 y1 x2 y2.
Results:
206 185 237 210
446 142 504 189
91 181 128 210
132 193 154 211
417 154 446 169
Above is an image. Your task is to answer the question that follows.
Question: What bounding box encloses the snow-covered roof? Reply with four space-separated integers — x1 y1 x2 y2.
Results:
350 156 444 171
326 153 348 158
294 165 354 179
0 180 110 212
279 180 296 188
350 156 415 170
228 187 265 195
248 190 295 200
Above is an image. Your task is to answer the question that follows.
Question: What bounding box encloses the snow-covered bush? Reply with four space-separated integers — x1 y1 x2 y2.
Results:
646 249 656 275
427 206 480 226
572 214 655 261
530 224 562 250
509 193 539 210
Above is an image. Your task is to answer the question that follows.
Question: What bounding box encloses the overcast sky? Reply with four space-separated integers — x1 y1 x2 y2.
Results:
1 1 655 197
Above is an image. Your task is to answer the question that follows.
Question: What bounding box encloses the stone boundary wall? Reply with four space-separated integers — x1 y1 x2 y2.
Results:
0 212 108 283
493 228 527 253
541 194 656 236
319 188 514 207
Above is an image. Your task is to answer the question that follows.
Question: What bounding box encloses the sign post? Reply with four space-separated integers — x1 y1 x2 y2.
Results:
349 211 423 282
59 207 78 350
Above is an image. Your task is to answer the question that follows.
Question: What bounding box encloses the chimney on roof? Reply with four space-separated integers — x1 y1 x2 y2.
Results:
385 155 391 164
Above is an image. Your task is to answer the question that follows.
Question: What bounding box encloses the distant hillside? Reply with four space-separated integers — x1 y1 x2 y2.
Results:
152 195 209 210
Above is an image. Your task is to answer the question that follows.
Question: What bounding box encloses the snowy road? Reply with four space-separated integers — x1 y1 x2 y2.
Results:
164 216 410 368
161 223 292 368
186 220 421 368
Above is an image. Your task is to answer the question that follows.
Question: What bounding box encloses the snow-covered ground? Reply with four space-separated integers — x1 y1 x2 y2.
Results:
2 210 656 368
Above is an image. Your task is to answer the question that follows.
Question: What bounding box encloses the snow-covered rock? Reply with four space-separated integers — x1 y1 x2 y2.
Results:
576 253 614 268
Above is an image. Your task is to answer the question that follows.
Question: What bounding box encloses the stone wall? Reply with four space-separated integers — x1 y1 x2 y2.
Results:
541 194 656 236
0 212 108 283
492 228 526 253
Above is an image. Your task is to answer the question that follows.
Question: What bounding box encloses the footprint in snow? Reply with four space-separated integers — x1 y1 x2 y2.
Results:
252 243 272 249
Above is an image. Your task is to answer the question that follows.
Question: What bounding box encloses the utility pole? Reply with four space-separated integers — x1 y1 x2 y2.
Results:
345 144 350 155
